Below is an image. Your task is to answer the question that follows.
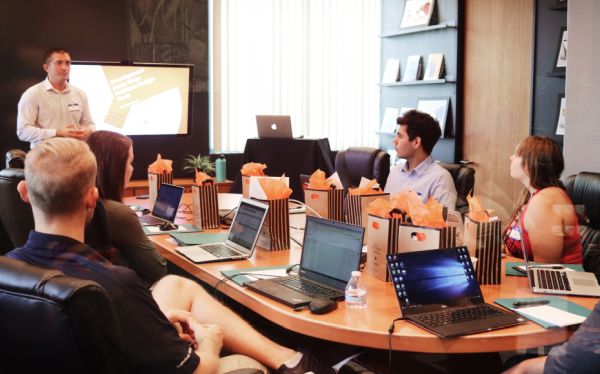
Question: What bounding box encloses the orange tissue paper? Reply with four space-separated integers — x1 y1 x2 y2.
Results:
241 162 267 176
148 154 173 174
467 193 489 223
367 198 394 218
307 169 333 190
348 179 383 196
257 177 292 200
194 170 212 184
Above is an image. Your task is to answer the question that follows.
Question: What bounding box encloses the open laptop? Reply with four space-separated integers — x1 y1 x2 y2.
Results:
387 247 525 338
139 183 184 226
245 216 365 308
518 222 600 297
256 115 293 139
176 198 268 263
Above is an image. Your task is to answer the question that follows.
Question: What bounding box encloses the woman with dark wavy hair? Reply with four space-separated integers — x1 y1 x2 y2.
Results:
87 130 166 285
503 136 582 264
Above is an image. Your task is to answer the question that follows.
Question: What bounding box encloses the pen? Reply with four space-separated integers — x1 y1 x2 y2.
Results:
512 300 550 308
530 265 564 269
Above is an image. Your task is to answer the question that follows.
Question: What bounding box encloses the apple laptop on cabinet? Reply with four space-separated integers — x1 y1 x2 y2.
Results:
256 115 293 139
387 247 525 338
176 198 268 263
139 183 184 226
245 216 364 308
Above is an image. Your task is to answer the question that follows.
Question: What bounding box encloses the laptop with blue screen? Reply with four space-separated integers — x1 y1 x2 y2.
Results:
387 247 525 337
139 183 184 226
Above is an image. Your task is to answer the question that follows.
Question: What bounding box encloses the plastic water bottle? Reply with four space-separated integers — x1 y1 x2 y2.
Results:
345 271 367 309
215 155 226 182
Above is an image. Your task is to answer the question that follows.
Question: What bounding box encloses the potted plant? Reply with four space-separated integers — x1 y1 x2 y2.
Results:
182 154 215 176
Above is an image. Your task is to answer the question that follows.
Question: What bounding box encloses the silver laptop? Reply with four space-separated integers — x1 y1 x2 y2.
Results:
176 198 268 263
245 216 365 308
519 221 600 297
139 183 184 226
256 115 293 139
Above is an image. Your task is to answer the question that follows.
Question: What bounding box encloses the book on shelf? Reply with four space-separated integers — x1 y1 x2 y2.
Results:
400 0 436 29
381 58 401 83
379 107 399 133
423 53 445 80
402 55 422 82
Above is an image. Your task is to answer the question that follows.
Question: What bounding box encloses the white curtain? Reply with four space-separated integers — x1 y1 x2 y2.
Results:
211 0 381 152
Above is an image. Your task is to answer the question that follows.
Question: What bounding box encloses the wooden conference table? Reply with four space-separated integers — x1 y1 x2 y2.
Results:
126 194 598 354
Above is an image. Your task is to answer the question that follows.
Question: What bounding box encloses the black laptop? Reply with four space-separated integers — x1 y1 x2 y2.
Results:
387 247 526 338
245 216 365 308
139 183 184 226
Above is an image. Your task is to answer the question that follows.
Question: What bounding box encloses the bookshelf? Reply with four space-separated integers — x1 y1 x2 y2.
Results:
530 0 567 145
379 0 462 163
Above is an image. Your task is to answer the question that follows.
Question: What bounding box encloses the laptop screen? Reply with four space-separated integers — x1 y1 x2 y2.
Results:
387 247 484 314
299 216 365 289
152 184 184 222
227 199 268 251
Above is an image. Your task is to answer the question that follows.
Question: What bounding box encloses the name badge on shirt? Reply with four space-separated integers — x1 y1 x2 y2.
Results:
508 227 521 241
67 103 80 112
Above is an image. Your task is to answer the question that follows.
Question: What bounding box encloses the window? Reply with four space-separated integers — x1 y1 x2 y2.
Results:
211 0 381 152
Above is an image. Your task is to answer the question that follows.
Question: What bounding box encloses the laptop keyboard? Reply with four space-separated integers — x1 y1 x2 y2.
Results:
273 275 342 299
140 215 166 225
202 244 241 258
534 269 571 291
412 304 504 328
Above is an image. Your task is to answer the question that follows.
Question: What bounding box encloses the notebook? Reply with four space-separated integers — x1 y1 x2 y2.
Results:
387 247 526 338
139 183 184 226
245 216 365 308
175 198 268 263
256 115 293 139
518 221 600 297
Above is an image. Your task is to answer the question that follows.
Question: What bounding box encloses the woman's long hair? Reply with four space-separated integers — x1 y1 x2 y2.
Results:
503 136 565 240
87 131 133 202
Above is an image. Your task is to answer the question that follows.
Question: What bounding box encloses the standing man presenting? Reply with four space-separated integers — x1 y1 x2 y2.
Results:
384 109 457 210
17 47 94 148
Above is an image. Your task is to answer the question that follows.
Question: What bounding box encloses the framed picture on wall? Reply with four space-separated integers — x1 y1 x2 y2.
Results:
416 97 450 137
400 0 435 29
555 94 566 135
553 27 567 72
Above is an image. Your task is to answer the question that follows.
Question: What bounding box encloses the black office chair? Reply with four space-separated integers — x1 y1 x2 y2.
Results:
0 167 111 255
0 168 34 254
335 147 390 190
0 256 127 373
438 162 475 215
564 172 600 280
5 148 26 169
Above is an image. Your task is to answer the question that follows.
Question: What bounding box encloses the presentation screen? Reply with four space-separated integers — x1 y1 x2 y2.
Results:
70 62 193 136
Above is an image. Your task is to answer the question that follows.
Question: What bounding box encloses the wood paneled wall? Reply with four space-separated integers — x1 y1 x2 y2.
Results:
463 0 534 221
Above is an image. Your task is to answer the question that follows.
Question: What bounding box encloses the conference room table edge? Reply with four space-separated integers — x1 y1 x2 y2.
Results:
143 231 594 354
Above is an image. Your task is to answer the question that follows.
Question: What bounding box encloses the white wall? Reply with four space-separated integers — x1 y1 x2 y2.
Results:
564 0 600 176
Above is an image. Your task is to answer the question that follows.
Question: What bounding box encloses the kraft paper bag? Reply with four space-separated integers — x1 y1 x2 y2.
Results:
256 198 290 251
304 188 345 222
464 216 502 285
346 193 389 241
148 171 173 205
191 182 220 230
366 215 406 281
397 224 456 253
